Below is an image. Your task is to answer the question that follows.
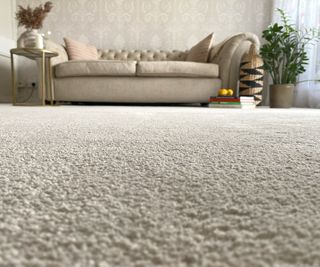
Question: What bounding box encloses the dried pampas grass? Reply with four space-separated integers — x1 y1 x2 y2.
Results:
16 1 53 30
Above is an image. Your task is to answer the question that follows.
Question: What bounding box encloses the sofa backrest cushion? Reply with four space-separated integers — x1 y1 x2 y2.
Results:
186 33 214 63
99 50 188 62
64 38 99 61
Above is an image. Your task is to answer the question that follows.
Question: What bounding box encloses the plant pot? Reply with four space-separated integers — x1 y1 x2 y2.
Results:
270 84 295 108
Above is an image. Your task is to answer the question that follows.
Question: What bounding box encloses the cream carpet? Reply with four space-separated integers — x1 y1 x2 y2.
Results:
0 105 320 267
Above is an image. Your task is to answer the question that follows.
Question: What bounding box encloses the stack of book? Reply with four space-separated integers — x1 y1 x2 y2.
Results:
208 96 256 109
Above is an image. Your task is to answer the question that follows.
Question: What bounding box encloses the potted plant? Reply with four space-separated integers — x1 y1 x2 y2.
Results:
16 1 53 49
260 9 320 108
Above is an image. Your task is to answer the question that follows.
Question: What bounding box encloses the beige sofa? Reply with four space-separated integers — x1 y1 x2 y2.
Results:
47 32 260 103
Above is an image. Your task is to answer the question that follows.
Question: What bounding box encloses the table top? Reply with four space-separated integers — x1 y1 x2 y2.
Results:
10 48 59 59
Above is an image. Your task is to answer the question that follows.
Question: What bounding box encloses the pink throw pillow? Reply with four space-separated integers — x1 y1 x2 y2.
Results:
64 37 99 60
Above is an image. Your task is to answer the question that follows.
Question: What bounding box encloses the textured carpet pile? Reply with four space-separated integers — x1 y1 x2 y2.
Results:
0 105 320 267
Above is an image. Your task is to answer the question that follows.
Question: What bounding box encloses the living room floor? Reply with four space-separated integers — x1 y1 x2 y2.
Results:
0 104 320 266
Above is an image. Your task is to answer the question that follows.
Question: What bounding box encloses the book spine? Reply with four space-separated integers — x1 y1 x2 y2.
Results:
209 98 254 103
210 102 241 105
209 98 241 102
211 102 256 104
240 97 255 100
209 100 254 103
208 104 256 109
208 105 242 108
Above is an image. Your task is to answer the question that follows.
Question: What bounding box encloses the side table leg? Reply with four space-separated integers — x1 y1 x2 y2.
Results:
10 52 16 105
41 51 46 106
48 59 55 105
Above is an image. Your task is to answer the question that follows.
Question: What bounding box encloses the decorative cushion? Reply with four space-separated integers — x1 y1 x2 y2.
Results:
55 60 137 78
239 44 264 105
64 38 99 61
186 33 214 63
137 61 219 78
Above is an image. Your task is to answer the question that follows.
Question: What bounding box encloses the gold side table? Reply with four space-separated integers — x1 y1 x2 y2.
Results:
10 48 58 106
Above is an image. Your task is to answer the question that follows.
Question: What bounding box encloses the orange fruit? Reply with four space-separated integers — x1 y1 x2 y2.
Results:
218 89 228 96
227 89 234 96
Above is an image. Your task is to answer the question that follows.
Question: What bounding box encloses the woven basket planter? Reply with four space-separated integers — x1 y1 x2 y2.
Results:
239 44 264 105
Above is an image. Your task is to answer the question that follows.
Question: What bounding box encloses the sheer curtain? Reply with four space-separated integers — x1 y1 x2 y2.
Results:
272 0 320 108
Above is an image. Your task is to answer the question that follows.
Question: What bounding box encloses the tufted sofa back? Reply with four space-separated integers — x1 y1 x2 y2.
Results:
99 49 188 61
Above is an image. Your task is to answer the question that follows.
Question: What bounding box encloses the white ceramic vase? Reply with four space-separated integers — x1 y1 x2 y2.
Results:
17 29 44 49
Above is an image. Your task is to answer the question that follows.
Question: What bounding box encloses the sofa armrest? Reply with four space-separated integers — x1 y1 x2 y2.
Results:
44 39 68 66
209 32 260 91
42 39 68 100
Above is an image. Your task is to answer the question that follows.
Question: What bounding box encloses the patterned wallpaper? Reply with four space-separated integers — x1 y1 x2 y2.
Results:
16 0 273 50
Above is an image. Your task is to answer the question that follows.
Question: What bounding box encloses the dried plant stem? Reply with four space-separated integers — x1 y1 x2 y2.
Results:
16 1 53 30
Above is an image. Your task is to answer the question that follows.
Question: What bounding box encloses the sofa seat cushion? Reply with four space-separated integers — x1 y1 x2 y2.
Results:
137 61 219 78
55 60 137 78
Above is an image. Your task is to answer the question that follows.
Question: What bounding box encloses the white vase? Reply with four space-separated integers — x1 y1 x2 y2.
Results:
17 29 44 49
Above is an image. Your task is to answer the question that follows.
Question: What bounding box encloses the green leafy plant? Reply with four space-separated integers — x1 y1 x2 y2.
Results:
260 8 320 84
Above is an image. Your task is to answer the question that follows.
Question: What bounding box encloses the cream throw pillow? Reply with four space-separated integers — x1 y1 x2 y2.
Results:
186 33 214 63
64 37 99 61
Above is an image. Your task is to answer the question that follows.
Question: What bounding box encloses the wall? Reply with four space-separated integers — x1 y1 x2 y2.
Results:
0 0 16 102
17 0 272 49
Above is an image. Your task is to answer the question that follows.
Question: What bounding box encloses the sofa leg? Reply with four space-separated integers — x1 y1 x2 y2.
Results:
201 103 208 107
